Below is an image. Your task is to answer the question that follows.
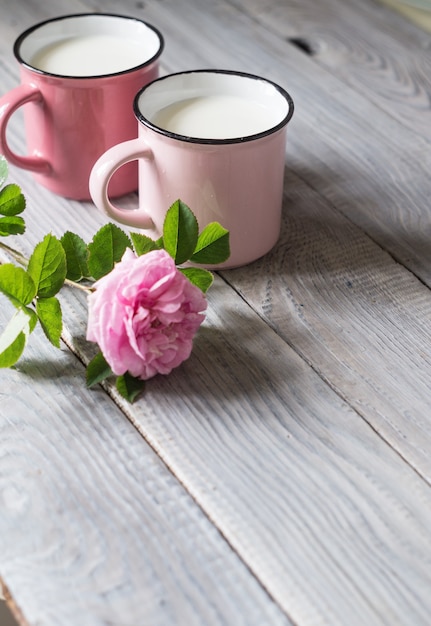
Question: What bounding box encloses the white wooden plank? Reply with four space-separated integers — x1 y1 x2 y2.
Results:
224 170 431 474
0 299 292 626
57 274 431 626
0 1 97 64
2 2 431 626
44 1 431 622
380 0 431 31
228 0 431 139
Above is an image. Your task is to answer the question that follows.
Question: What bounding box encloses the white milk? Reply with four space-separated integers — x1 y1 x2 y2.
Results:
151 95 279 139
30 35 146 76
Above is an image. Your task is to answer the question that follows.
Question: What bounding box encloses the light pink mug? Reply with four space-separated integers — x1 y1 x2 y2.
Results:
0 13 163 200
89 70 294 268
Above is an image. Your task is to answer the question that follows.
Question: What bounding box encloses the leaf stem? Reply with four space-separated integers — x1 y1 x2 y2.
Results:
64 278 94 293
0 240 28 266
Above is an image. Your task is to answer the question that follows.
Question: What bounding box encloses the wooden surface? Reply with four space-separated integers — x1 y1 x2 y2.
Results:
1 0 431 624
380 0 431 30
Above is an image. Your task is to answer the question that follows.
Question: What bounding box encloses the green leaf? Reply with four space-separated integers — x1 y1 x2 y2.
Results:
0 332 26 368
0 264 36 307
116 372 145 403
180 267 214 293
0 184 26 216
36 296 62 348
27 234 67 298
61 231 89 281
0 155 8 188
0 216 26 236
163 200 199 265
190 222 230 265
130 232 161 256
0 307 36 367
88 223 132 280
86 351 113 387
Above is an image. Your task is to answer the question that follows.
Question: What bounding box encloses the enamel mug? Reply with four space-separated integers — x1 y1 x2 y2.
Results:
0 13 164 200
89 70 294 268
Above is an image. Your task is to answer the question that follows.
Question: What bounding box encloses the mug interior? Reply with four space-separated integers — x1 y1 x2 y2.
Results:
15 13 163 78
135 70 294 143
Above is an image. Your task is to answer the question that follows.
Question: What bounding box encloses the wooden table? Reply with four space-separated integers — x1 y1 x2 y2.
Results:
2 1 431 624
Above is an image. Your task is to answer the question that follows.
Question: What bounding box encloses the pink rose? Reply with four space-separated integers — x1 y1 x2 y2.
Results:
86 248 207 380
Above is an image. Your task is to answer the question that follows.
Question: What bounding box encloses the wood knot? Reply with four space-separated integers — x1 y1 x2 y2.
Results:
288 38 315 56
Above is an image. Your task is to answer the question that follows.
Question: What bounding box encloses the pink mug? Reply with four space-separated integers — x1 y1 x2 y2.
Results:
0 13 163 200
89 70 294 268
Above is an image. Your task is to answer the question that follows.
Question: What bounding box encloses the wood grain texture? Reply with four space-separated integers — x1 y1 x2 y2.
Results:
230 0 431 139
59 276 431 626
221 169 431 479
2 1 431 625
380 0 431 31
0 298 291 626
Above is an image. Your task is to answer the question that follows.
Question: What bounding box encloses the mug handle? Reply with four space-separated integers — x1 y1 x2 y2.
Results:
89 137 154 229
0 84 51 174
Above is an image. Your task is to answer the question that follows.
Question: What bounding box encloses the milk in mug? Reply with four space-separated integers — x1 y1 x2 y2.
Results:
30 35 149 76
151 95 281 139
